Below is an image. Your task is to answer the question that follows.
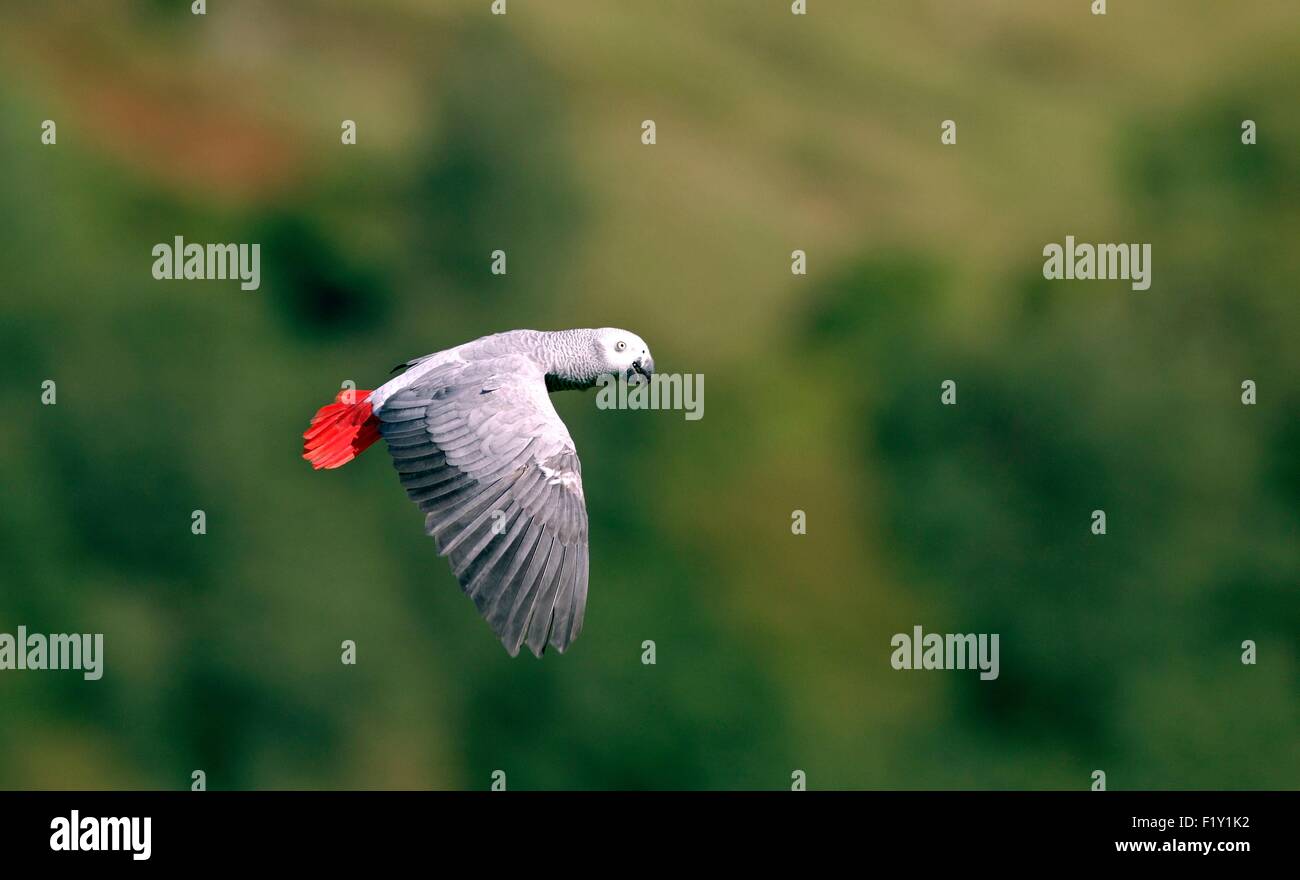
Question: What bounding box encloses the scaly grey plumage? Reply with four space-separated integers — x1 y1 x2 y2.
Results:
371 328 653 657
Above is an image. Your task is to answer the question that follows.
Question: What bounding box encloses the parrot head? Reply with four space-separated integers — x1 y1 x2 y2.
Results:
594 327 654 384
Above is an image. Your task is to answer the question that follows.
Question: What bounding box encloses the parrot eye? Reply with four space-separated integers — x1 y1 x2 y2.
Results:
615 341 627 352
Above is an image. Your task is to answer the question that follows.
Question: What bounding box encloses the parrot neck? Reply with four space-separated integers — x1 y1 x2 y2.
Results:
539 329 601 391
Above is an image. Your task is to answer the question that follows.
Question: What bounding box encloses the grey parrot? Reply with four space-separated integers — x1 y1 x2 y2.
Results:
302 328 654 657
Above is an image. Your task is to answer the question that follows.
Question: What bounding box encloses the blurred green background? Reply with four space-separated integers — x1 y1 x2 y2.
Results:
1 0 1296 790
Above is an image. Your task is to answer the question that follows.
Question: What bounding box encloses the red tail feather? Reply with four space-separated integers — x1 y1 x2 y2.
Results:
303 389 380 469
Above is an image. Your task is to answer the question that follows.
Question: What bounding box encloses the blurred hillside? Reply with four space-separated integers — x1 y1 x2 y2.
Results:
0 0 1296 789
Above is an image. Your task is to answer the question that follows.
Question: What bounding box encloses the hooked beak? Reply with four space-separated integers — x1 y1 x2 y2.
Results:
627 356 654 384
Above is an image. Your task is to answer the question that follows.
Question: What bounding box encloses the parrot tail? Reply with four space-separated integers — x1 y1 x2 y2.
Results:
303 388 381 470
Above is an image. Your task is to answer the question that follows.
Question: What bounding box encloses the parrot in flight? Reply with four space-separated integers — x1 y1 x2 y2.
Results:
303 328 654 658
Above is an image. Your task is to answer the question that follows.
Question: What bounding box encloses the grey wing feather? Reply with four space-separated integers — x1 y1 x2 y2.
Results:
377 356 590 657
